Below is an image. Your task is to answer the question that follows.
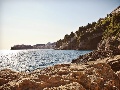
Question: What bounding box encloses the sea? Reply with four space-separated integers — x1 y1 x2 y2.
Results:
0 49 91 72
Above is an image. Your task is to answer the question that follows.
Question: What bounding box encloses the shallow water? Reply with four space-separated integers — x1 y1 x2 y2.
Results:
0 49 91 72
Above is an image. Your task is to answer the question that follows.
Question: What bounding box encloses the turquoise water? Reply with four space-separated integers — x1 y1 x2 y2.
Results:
0 49 91 72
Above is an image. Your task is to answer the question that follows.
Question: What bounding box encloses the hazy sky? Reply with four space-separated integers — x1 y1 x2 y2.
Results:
0 0 120 49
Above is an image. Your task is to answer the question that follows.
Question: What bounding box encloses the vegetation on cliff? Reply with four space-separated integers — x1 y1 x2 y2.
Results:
72 6 120 64
55 6 120 50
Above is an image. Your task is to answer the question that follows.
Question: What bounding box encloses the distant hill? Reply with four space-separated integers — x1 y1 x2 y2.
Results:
11 42 56 50
55 6 120 50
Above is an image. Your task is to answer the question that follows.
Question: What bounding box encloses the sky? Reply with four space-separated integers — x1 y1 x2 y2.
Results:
0 0 120 50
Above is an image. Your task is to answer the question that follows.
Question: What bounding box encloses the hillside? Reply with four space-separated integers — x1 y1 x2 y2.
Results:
72 6 120 63
55 6 120 50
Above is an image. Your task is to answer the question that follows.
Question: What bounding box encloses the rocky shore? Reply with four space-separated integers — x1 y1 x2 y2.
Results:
0 54 120 90
0 40 120 90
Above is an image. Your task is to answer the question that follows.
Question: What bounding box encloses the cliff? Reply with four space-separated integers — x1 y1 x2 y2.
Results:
55 6 120 50
72 6 120 63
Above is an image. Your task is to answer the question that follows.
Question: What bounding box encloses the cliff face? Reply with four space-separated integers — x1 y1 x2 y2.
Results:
78 33 102 50
56 6 120 50
56 23 103 50
97 36 120 55
72 35 120 64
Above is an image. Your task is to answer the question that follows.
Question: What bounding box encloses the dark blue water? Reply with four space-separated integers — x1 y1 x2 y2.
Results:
0 49 91 72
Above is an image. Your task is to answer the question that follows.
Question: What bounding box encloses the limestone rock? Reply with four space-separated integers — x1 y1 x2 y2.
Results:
0 59 120 90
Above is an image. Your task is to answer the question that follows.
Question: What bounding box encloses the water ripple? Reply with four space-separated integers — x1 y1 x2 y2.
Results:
0 49 91 72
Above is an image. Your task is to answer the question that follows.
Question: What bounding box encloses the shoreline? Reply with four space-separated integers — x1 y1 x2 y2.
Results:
0 50 91 73
0 53 120 90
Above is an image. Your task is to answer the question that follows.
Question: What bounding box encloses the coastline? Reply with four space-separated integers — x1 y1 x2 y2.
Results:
0 6 120 90
0 54 120 90
1 36 120 89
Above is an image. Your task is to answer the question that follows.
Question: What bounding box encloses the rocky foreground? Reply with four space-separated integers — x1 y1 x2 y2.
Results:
0 54 120 90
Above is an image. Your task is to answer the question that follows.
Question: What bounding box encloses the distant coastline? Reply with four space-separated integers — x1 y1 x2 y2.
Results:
11 42 56 50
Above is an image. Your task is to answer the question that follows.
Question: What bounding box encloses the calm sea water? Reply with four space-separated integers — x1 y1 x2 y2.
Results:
0 49 91 72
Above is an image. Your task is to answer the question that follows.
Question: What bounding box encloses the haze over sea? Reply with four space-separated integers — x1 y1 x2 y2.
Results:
0 49 91 72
